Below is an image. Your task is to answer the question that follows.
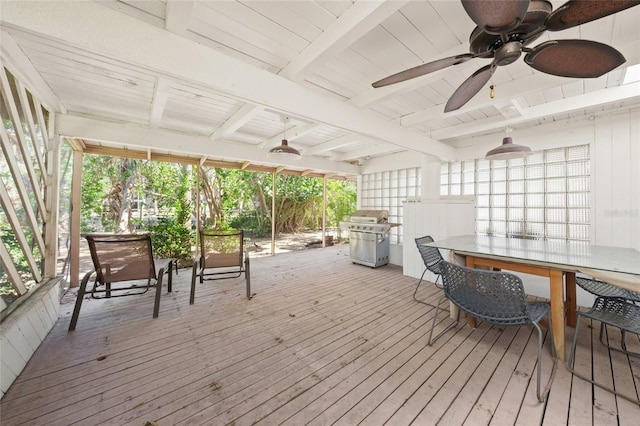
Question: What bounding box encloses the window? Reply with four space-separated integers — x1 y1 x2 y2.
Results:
360 168 421 244
442 145 590 241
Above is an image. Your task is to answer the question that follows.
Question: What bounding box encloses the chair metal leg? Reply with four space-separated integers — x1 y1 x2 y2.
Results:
167 259 174 293
189 262 198 305
428 295 459 346
597 323 640 358
68 271 93 331
413 272 447 311
567 313 640 406
533 317 557 402
153 271 163 318
245 255 252 300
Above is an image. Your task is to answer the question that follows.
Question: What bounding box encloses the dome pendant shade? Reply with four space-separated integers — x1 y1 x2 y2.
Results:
485 136 531 160
268 139 301 160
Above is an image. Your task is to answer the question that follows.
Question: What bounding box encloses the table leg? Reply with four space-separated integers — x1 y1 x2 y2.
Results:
565 272 577 327
465 256 478 328
550 269 565 361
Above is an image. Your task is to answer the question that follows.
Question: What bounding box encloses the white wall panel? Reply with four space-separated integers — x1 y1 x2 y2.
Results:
0 279 61 399
592 109 640 249
403 199 475 280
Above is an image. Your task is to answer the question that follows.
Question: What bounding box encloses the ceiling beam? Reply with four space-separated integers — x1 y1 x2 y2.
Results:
336 143 399 162
302 134 363 156
211 103 263 140
252 1 408 150
149 77 172 128
259 122 318 149
56 114 361 175
0 30 66 113
279 0 409 82
165 0 194 36
1 1 454 160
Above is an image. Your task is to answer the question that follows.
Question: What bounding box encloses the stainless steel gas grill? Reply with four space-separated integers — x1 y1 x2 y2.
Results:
340 210 398 268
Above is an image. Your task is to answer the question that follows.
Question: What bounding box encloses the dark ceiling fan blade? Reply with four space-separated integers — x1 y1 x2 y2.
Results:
445 63 495 112
372 54 476 88
462 0 530 34
545 0 640 32
524 40 626 78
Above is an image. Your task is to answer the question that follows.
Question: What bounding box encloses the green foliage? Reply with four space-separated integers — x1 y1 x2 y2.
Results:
0 227 40 300
147 217 194 268
78 153 356 266
327 180 357 228
195 169 356 237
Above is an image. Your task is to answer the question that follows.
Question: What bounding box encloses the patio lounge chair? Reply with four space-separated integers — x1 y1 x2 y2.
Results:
190 229 251 304
68 233 175 331
430 261 557 402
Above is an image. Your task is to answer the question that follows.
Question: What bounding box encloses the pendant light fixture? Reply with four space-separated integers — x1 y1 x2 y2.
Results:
485 107 531 160
268 116 301 160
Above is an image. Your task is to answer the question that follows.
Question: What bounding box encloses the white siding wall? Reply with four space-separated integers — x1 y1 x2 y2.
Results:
1 279 62 398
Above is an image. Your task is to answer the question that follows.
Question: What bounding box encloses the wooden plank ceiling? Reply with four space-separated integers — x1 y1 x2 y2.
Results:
1 0 639 177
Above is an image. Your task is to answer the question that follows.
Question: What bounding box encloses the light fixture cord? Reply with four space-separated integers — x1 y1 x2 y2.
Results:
283 116 288 140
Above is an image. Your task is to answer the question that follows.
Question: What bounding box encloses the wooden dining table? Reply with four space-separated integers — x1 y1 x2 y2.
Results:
426 235 640 361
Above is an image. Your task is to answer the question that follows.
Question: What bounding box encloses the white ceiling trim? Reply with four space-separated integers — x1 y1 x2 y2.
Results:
0 0 454 160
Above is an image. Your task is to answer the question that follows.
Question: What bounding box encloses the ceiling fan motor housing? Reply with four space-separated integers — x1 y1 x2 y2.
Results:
495 41 523 66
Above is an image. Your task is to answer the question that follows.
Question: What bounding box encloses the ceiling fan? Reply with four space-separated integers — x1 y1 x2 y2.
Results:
372 0 640 112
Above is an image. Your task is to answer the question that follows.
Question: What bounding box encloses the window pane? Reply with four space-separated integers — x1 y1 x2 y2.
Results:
477 208 490 220
569 209 589 223
476 195 490 207
546 178 566 193
546 208 566 223
526 164 544 179
442 144 589 242
569 224 590 240
526 179 544 193
509 208 524 221
546 223 566 239
546 193 566 208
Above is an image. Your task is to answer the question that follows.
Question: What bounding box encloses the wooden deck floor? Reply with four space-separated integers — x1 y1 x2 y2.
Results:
2 245 639 425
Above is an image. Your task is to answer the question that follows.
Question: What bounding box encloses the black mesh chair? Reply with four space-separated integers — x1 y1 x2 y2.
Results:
577 276 640 302
414 236 455 344
431 261 557 402
413 236 445 306
567 297 640 405
576 276 640 356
